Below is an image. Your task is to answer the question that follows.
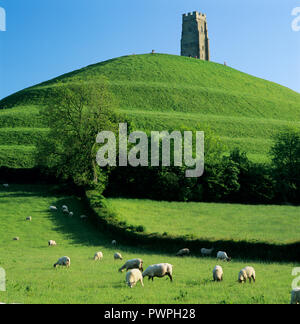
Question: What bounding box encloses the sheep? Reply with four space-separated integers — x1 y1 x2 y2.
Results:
112 240 117 246
48 240 57 247
114 253 123 260
54 256 71 268
26 216 32 221
62 205 68 211
213 266 223 282
201 248 214 256
119 259 143 273
13 237 20 241
291 288 300 304
126 269 144 288
143 263 173 282
49 206 57 211
2 184 9 188
94 252 103 261
217 251 231 262
69 212 74 217
176 248 190 257
238 266 256 284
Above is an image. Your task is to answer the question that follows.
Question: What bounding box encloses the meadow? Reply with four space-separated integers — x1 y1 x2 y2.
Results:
1 54 300 169
107 199 300 244
0 184 298 304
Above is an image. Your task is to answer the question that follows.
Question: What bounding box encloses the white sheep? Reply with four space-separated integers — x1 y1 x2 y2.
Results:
213 266 223 282
48 240 57 247
69 212 74 217
94 252 103 261
26 216 32 221
217 251 231 262
13 237 20 241
143 263 173 282
54 256 71 268
3 184 9 188
176 248 190 257
112 240 117 246
49 206 57 211
291 288 300 304
238 266 256 283
62 205 68 211
119 259 144 273
201 248 214 256
114 253 123 260
126 269 144 288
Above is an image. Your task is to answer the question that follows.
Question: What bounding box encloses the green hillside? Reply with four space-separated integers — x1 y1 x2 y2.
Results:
1 54 300 168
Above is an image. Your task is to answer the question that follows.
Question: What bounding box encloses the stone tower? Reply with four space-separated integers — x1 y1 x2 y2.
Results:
181 11 210 61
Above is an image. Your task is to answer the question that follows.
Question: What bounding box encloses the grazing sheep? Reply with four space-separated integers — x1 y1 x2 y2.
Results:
26 216 32 221
49 206 57 211
94 252 103 261
176 248 190 257
119 259 143 273
112 240 117 246
48 240 57 247
201 248 214 256
13 237 20 241
213 266 223 282
62 205 68 211
3 184 9 188
238 266 256 284
54 256 71 268
143 263 173 282
126 269 144 288
114 253 123 260
291 288 300 304
217 251 231 262
69 212 74 217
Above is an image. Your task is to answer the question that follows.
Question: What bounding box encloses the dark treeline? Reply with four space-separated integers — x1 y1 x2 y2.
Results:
105 130 300 205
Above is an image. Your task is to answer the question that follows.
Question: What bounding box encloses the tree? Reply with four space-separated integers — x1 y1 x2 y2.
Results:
270 130 300 202
36 78 120 190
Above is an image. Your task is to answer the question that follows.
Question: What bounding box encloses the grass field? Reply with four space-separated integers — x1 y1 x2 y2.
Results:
107 199 300 245
1 54 300 168
0 184 298 304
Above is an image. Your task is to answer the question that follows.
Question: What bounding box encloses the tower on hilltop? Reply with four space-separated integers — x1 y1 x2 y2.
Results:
181 11 210 61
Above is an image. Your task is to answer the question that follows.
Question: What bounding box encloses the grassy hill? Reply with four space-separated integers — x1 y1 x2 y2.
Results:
107 199 300 245
0 184 297 304
1 54 300 168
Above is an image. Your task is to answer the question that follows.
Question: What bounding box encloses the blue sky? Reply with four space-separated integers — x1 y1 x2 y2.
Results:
0 0 299 99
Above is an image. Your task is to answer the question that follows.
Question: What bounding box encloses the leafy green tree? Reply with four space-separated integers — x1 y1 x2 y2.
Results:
36 79 120 190
270 130 300 202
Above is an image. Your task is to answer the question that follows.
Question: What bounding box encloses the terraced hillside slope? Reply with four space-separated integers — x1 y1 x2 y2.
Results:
1 54 300 168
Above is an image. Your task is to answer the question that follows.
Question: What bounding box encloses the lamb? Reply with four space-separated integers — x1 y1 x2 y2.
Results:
238 266 256 283
119 259 143 273
48 240 57 247
217 251 231 262
94 252 103 261
126 269 144 288
54 256 71 268
201 248 214 256
213 266 223 282
142 263 173 282
112 240 117 246
49 206 57 211
176 248 190 257
114 253 123 260
290 288 300 304
26 216 32 221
